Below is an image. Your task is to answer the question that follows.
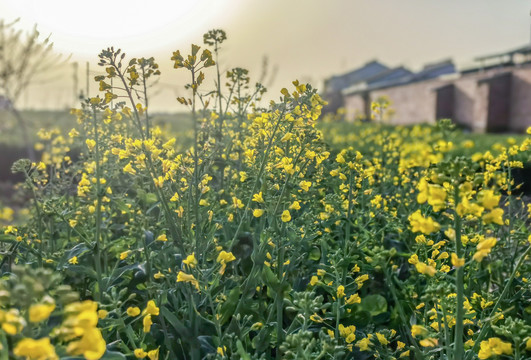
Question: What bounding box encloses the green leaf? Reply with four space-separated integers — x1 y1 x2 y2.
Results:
161 306 189 339
219 287 241 325
100 351 127 360
0 332 8 360
262 266 280 290
236 340 251 360
352 310 372 327
308 246 321 261
361 294 387 316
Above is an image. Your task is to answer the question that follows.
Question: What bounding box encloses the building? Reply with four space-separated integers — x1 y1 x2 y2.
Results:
326 45 531 133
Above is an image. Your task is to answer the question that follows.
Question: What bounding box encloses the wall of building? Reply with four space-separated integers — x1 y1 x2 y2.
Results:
341 64 531 133
510 67 531 132
370 79 446 125
343 93 366 121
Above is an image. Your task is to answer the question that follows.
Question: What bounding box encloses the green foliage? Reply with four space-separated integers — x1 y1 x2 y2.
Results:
0 30 530 360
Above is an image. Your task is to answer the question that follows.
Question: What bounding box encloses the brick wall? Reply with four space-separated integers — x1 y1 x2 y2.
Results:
342 64 531 133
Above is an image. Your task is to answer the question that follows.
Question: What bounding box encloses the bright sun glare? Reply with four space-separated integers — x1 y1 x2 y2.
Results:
2 0 236 57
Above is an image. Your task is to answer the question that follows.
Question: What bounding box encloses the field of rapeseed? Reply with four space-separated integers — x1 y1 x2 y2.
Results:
0 31 530 360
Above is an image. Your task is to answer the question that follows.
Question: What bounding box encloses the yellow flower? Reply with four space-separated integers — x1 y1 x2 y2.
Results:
400 350 410 358
89 97 101 105
299 180 312 192
127 307 141 317
252 192 264 203
147 348 159 360
14 337 58 360
309 313 323 322
251 322 263 330
123 162 137 175
354 274 369 288
1 309 25 335
309 276 318 286
345 294 361 305
217 251 236 275
156 234 167 242
337 285 346 298
97 310 108 319
375 332 388 346
143 300 160 316
182 253 197 268
411 324 428 337
482 208 504 225
66 327 106 360
418 179 447 211
289 201 301 210
134 349 148 358
408 254 419 265
176 271 199 290
451 253 465 267
478 337 513 359
356 337 372 351
473 237 497 262
253 209 264 218
153 176 164 188
478 190 500 210
68 256 79 265
217 346 226 356
456 196 484 217
85 139 96 151
68 128 80 138
420 338 438 347
416 262 437 276
120 250 130 260
143 314 153 333
29 302 56 323
409 210 440 235
281 210 291 222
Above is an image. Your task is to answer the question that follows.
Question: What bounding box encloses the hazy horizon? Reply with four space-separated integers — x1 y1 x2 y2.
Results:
1 0 531 111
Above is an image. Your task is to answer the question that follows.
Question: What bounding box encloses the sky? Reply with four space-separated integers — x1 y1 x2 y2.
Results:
1 0 531 111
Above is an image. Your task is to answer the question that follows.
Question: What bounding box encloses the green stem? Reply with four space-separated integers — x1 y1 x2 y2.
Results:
439 299 453 360
468 245 531 359
140 65 151 139
453 185 464 360
275 223 286 359
228 108 286 250
142 232 152 285
92 106 104 303
114 61 185 254
341 169 354 283
190 68 201 261
25 170 44 266
383 266 423 360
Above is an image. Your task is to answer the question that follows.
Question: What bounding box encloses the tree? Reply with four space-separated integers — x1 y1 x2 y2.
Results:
0 19 63 161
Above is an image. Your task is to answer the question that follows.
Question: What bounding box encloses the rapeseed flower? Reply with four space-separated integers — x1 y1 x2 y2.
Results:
29 301 55 323
177 271 199 290
281 210 291 222
409 210 440 235
217 251 236 275
478 337 512 359
14 337 57 360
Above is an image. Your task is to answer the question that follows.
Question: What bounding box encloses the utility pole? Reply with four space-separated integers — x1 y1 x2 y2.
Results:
73 62 78 105
86 61 90 98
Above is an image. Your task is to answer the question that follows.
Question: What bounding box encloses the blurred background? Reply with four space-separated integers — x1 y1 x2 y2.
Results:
0 0 530 112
